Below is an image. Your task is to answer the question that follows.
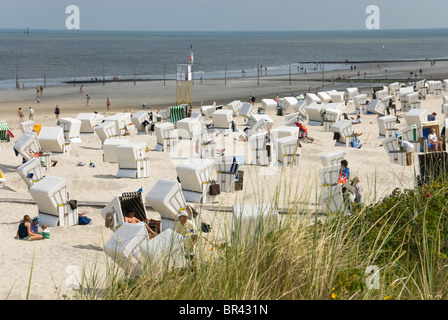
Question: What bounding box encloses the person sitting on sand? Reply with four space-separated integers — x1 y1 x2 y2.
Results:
30 216 40 234
40 224 50 239
15 215 43 241
428 128 441 151
124 211 157 236
351 115 362 124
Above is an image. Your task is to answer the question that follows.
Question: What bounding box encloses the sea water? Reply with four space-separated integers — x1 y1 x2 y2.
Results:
0 28 447 89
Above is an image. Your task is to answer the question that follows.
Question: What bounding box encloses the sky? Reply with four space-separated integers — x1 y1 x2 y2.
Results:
0 0 448 32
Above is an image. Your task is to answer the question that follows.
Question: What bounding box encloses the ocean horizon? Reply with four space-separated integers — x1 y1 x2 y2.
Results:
1 28 447 89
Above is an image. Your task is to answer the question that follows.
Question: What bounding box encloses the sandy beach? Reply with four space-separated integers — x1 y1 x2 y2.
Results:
0 60 447 299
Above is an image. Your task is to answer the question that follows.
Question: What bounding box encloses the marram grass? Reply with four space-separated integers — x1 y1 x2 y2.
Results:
17 167 448 300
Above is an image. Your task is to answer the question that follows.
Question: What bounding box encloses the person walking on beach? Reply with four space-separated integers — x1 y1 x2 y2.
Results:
54 105 60 119
106 97 111 111
29 107 34 120
40 85 43 95
36 85 40 97
79 85 83 94
17 108 24 122
86 94 90 107
174 211 198 263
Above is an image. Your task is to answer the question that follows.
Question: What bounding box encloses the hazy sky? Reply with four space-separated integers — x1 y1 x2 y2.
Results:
1 0 448 32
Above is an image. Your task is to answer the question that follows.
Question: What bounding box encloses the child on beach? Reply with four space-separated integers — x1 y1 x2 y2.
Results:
40 224 50 239
352 177 363 204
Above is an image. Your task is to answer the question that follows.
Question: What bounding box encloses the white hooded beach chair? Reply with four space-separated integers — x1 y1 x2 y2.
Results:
345 88 360 103
176 117 203 140
319 184 344 214
37 127 69 155
322 108 342 132
405 108 428 127
14 131 42 162
377 115 398 137
320 150 346 167
189 112 206 126
278 97 298 115
76 113 105 133
248 132 270 166
155 122 177 152
232 203 278 247
176 157 215 203
375 88 390 101
247 118 268 137
116 142 150 178
382 136 407 165
95 120 118 144
227 100 241 116
239 102 257 123
397 124 421 152
305 93 321 106
306 102 324 123
327 90 345 103
215 155 240 193
367 99 386 116
353 94 368 114
131 111 152 132
101 191 150 232
330 120 352 146
260 99 277 113
17 158 44 189
103 222 151 277
140 229 186 271
28 176 78 227
145 179 189 226
285 112 301 127
317 92 332 103
193 126 216 159
293 99 308 116
427 80 443 95
103 138 129 163
19 120 34 134
407 92 421 109
104 113 134 136
201 105 216 120
443 80 448 91
317 164 341 187
249 114 274 130
212 109 233 130
269 126 300 141
416 80 427 97
442 104 448 116
274 136 301 166
389 82 400 100
59 117 82 143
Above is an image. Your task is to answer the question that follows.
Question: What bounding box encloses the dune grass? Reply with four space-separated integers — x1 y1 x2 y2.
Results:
18 161 448 300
